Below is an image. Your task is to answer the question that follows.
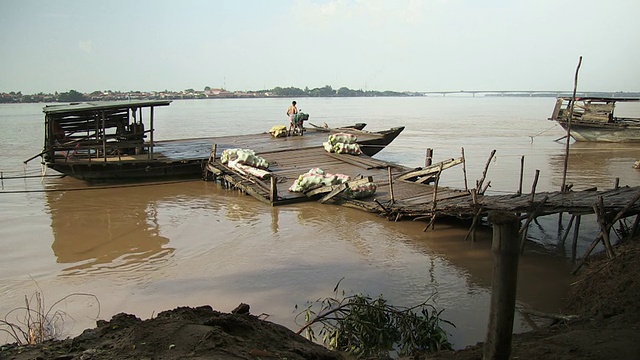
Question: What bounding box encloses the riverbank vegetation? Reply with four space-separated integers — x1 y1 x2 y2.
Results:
0 85 417 104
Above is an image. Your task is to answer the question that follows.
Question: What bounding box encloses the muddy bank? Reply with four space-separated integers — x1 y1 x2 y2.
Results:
2 238 640 360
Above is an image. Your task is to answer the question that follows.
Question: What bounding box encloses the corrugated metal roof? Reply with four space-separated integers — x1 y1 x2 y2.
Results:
43 100 172 114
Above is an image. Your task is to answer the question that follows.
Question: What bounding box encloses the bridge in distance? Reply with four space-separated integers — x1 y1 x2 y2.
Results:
416 90 639 97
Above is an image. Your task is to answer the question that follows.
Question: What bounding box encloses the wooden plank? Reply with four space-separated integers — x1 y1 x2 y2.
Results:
319 183 348 203
396 157 463 182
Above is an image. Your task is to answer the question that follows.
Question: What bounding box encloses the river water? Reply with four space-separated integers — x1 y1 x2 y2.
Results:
1 97 639 349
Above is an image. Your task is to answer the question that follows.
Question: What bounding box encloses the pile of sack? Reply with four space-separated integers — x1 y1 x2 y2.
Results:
221 148 269 169
344 182 377 199
323 132 363 155
289 168 350 193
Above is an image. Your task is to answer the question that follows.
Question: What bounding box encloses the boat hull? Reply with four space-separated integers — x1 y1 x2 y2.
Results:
555 120 640 142
46 125 405 182
48 159 206 181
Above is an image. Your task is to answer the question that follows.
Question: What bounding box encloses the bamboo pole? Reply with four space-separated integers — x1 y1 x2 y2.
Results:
484 211 521 360
561 56 582 193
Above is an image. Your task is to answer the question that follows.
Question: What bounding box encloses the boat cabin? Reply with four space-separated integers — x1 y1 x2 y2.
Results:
550 97 640 124
42 100 171 163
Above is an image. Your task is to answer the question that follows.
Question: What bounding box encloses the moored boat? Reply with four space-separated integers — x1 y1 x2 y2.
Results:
27 100 404 181
549 97 640 142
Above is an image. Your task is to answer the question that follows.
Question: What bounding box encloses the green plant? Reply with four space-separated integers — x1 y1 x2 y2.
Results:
295 279 454 358
1 291 100 345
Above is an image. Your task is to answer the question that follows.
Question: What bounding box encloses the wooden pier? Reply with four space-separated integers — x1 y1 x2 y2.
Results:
203 141 640 270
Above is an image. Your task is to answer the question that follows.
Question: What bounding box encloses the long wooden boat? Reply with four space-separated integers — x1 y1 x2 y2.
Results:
549 97 640 142
27 100 404 181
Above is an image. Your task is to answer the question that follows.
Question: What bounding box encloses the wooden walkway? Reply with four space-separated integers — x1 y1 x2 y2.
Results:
204 143 640 270
203 142 640 222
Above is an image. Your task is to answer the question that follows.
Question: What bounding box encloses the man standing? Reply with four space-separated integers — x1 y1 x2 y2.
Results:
286 101 298 135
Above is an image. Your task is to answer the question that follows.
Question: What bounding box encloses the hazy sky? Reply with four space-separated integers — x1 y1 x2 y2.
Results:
2 0 639 94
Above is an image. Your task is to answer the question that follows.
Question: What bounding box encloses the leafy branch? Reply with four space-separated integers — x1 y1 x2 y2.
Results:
295 279 454 358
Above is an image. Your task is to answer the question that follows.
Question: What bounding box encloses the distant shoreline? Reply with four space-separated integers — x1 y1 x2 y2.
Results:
1 90 639 104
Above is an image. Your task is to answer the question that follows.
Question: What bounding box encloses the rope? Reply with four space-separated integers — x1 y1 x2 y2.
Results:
529 123 560 140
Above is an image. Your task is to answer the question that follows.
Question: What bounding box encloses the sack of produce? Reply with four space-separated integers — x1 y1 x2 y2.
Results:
269 125 287 138
288 168 351 192
221 148 269 169
328 133 357 146
344 182 377 199
333 142 362 155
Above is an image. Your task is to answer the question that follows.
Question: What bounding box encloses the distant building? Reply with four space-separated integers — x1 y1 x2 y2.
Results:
205 88 233 97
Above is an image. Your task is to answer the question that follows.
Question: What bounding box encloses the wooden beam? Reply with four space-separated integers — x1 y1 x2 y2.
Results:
396 157 463 182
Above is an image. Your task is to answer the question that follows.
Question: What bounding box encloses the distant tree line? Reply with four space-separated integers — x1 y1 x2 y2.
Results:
0 85 414 103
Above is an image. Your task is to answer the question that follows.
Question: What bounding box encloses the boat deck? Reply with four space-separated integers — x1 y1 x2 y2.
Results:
56 127 390 164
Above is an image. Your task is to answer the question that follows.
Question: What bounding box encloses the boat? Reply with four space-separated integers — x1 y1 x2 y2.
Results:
549 97 640 142
27 100 404 181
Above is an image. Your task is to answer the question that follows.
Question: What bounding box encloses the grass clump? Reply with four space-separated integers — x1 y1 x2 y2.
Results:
1 290 99 345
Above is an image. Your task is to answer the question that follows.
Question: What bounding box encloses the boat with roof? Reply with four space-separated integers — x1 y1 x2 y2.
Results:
26 100 404 181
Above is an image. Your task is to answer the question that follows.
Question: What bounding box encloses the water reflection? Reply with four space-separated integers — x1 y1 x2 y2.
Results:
549 142 640 190
45 183 176 276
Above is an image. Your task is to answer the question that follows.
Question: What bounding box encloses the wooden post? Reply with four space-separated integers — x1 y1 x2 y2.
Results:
614 177 620 189
594 196 616 258
517 156 524 196
270 176 278 204
529 170 540 203
560 214 576 245
484 211 521 360
150 106 155 160
630 215 640 240
571 215 581 262
432 163 443 211
561 56 582 192
461 147 468 192
477 150 496 193
464 189 481 242
519 195 548 254
425 148 433 167
388 166 395 204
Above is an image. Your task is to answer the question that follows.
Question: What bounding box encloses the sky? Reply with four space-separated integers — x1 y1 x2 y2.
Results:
1 0 639 94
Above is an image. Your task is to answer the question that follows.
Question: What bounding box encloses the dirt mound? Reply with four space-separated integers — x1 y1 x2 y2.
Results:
0 305 342 360
3 239 640 360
